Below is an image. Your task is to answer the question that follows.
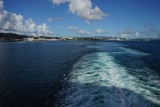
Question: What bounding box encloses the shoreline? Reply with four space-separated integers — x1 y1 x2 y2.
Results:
0 32 160 43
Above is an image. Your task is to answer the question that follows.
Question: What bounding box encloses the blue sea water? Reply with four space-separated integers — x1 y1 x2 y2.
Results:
0 41 160 107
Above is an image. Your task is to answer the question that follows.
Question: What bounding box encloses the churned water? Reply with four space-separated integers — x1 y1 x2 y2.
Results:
0 41 160 107
56 41 160 107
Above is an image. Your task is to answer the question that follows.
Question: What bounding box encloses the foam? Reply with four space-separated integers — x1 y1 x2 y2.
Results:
57 51 160 107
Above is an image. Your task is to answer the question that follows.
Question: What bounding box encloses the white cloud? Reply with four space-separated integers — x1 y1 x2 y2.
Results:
68 26 110 36
48 17 62 22
118 29 139 39
0 1 52 36
52 0 107 21
68 26 90 35
84 20 90 25
0 0 3 9
52 0 68 5
135 32 139 38
94 29 107 34
118 27 160 39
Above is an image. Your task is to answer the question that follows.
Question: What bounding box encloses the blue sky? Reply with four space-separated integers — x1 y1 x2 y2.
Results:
1 0 160 38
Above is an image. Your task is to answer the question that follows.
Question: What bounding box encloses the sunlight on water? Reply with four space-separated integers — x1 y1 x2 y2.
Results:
58 47 160 107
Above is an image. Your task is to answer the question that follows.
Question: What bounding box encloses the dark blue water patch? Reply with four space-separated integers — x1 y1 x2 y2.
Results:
120 40 160 75
86 41 127 52
0 41 96 107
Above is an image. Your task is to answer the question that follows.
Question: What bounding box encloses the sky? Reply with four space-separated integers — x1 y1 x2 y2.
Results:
0 0 160 38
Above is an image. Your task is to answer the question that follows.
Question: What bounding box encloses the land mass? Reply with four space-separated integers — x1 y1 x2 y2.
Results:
0 32 159 42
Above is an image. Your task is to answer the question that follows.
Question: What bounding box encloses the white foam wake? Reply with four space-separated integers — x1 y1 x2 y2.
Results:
58 51 160 107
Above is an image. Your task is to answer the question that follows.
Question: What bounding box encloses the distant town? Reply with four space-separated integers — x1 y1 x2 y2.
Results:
0 32 159 42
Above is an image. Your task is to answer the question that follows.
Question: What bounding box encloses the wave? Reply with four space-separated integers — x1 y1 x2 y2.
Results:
56 47 160 107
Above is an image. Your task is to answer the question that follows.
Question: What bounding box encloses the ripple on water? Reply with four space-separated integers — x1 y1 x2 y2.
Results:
57 49 160 107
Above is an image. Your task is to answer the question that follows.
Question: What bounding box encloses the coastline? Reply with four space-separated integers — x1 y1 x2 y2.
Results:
1 32 160 43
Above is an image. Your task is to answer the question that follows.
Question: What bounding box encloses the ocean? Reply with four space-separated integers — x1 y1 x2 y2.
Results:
0 41 160 107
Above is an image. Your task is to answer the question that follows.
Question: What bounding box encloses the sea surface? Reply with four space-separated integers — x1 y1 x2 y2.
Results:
0 40 160 107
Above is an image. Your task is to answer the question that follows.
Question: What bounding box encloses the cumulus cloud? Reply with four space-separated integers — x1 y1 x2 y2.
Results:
144 24 159 34
118 28 160 39
52 0 68 5
0 0 3 9
84 20 90 25
68 26 110 36
48 17 62 22
52 0 107 21
68 26 90 35
0 1 52 36
144 24 160 38
117 29 140 39
94 29 107 34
